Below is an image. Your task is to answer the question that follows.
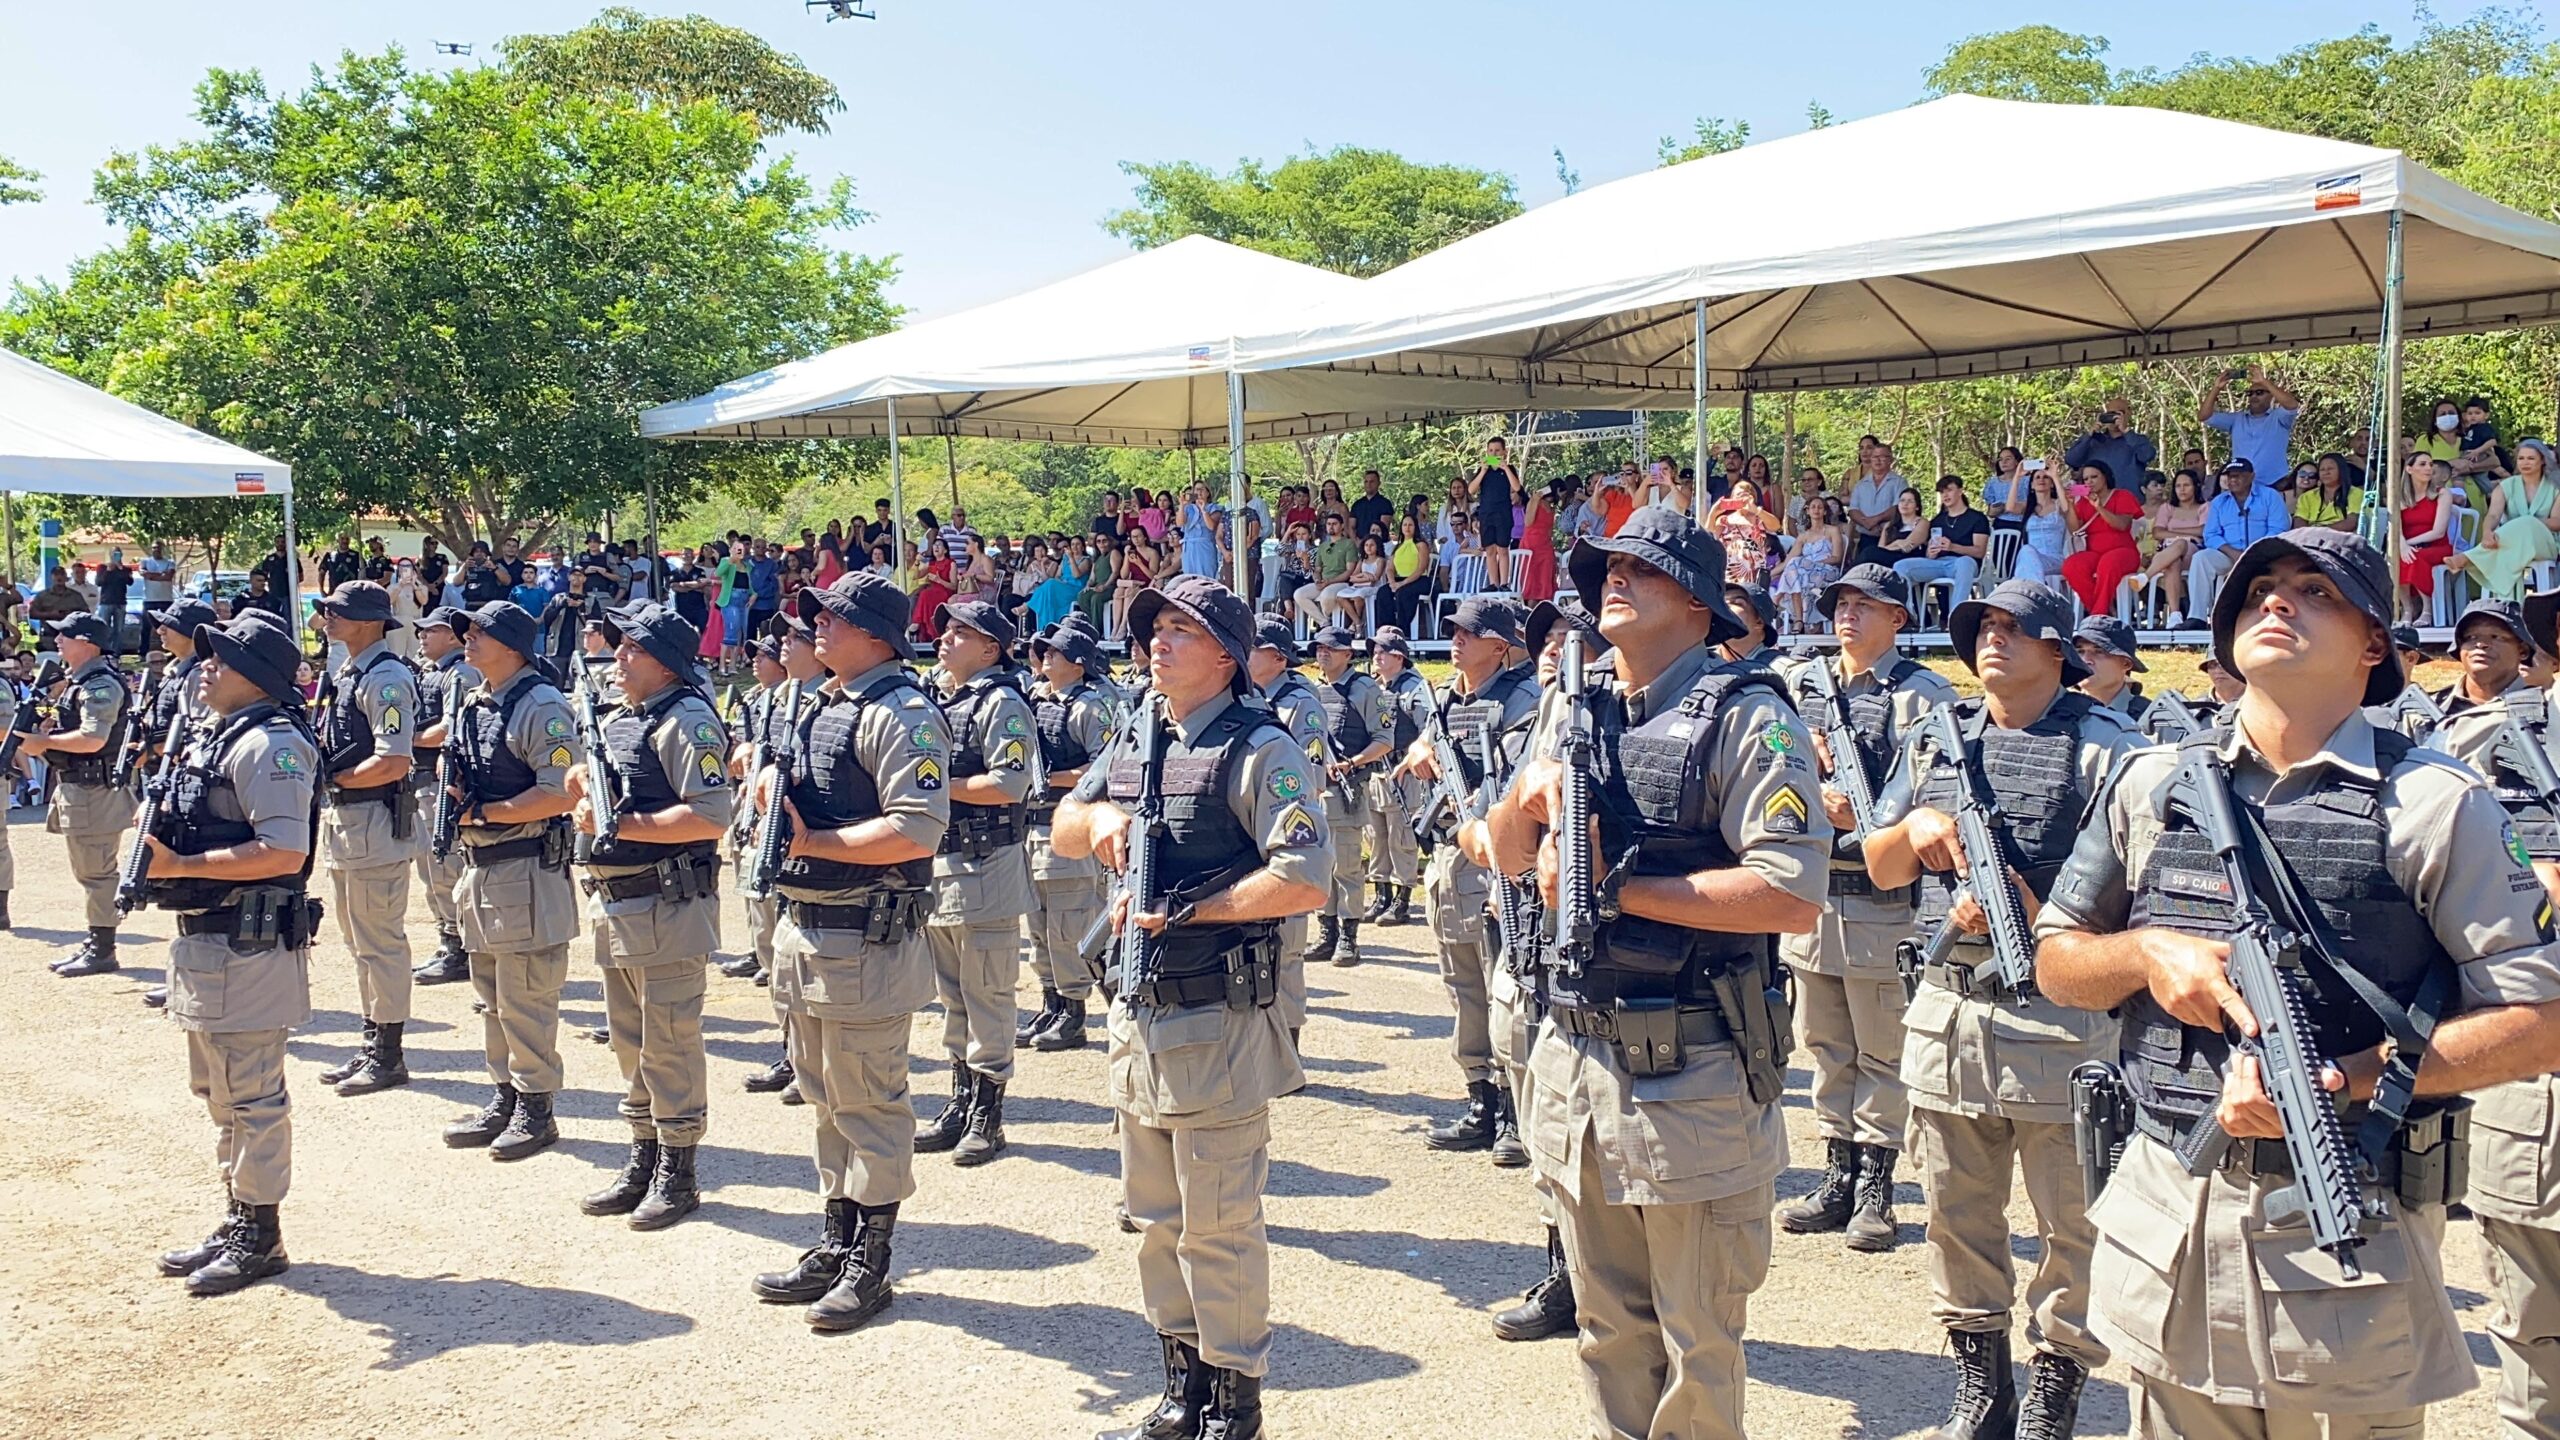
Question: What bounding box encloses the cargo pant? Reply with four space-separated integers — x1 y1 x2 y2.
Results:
2471 1073 2560 1440
53 779 133 929
1363 770 1420 888
929 920 1022 1085
458 846 581 1097
598 951 710 1147
1321 781 1367 919
187 1028 293 1205
1422 846 1495 1086
771 911 934 1207
328 860 415 1025
1779 893 1914 1150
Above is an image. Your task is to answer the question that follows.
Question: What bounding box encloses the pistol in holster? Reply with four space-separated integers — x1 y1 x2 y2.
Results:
2071 1062 2134 1204
229 885 323 953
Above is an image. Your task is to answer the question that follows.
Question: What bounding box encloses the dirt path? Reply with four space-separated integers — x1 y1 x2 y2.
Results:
0 821 2511 1437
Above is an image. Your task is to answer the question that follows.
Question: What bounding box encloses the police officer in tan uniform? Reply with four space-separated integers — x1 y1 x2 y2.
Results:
721 636 789 983
747 571 949 1334
1248 618 1327 1039
1309 624 1390 967
1019 617 1117 1053
1773 564 1959 1254
743 622 827 1102
1863 579 2136 1440
2039 528 2560 1440
439 602 583 1163
1487 505 1829 1440
310 581 423 1096
1361 627 1428 927
411 606 482 987
32 612 137 976
140 614 322 1296
915 598 1036 1168
1056 573 1328 1440
134 598 220 1006
2423 599 2560 861
570 601 732 1231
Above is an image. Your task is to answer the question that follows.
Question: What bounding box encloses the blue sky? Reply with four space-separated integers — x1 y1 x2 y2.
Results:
0 1 2465 321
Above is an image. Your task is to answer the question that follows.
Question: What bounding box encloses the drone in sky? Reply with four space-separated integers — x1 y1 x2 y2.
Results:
433 42 473 56
808 1 877 19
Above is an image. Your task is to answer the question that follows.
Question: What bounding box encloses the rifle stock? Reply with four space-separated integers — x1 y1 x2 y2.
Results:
1550 630 1597 980
2145 691 2204 743
1916 707 2038 994
1111 698 1169 995
114 742 180 915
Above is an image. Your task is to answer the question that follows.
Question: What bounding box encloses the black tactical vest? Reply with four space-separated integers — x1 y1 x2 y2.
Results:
1910 694 2095 936
780 670 934 894
1843 655 1918 787
940 671 1029 854
320 649 417 800
150 704 320 912
1442 664 1537 791
2120 728 2454 1127
1546 658 1782 1010
1319 672 1376 764
454 672 552 806
150 656 196 746
588 688 719 867
1384 671 1426 753
54 659 127 786
1034 679 1103 788
2478 687 2560 858
1106 701 1280 980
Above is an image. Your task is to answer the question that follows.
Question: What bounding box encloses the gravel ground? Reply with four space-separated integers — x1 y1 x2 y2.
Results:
0 819 2512 1438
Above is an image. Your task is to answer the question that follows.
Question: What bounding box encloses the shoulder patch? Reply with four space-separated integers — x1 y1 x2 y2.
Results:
379 705 402 735
1003 712 1028 736
914 757 944 791
998 738 1028 771
547 744 574 768
381 682 404 705
545 716 569 738
692 720 721 745
2507 821 2534 871
910 722 943 752
1268 768 1305 801
1760 721 1797 756
273 749 304 776
698 749 727 785
1276 803 1321 848
1763 784 1810 835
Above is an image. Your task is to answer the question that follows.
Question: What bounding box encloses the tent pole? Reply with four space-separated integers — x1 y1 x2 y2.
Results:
282 489 300 639
644 461 660 601
888 398 905 576
2380 210 2407 564
1739 391 1755 471
946 434 960 513
1227 368 1249 597
1781 394 1797 487
3 491 15 589
1692 299 1711 522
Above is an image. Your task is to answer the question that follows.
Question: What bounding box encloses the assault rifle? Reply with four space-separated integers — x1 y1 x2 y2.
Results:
1409 709 1482 850
2161 746 2386 1278
113 656 168 790
1907 707 2038 995
429 742 462 862
2492 696 2560 825
1550 628 1598 980
1106 696 1169 993
2144 691 2205 744
113 740 180 915
740 681 801 899
1788 650 1883 845
569 658 622 864
2391 682 2446 743
0 658 65 780
1479 721 1537 969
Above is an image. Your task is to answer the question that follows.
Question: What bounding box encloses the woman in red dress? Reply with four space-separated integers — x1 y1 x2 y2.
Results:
2060 460 2144 617
909 539 956 640
2396 453 2461 621
1519 481 1560 602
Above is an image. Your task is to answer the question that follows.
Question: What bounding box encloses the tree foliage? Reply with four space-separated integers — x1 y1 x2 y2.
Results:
498 6 844 136
1102 146 1521 278
1922 26 2111 103
0 153 37 206
1658 117 1752 166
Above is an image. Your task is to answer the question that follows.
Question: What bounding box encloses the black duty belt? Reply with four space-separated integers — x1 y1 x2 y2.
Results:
585 869 674 901
1123 933 1281 1012
328 780 402 806
1831 866 1911 900
1550 1002 1731 1047
1923 958 2033 1004
1025 802 1057 828
783 892 929 939
463 835 547 865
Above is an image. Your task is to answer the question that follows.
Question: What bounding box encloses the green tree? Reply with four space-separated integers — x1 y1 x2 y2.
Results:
499 6 844 135
1658 117 1751 166
1102 146 1520 278
0 153 37 206
1921 26 2112 103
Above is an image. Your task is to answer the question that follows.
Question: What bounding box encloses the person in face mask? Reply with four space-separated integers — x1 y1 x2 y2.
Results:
389 559 429 659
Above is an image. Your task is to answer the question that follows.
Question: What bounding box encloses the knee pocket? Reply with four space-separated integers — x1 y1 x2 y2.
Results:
1176 1116 1269 1235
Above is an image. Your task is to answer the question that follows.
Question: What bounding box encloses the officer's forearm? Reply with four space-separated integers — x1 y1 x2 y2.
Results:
1862 820 1924 890
2032 928 2155 1011
1486 792 1541 876
2414 999 2560 1096
951 775 1020 805
481 789 574 825
1046 765 1084 793
1051 798 1101 860
1188 868 1325 926
337 753 410 789
618 806 727 846
1346 741 1390 770
158 840 305 883
418 722 451 749
801 816 936 866
1618 869 1819 935
36 730 107 756
1456 817 1494 870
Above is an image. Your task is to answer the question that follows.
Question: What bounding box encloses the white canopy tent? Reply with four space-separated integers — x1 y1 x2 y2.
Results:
1231 94 2560 523
0 348 298 595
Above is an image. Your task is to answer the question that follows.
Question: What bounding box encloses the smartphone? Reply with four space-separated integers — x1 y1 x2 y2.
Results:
2020 458 2045 474
2224 367 2249 382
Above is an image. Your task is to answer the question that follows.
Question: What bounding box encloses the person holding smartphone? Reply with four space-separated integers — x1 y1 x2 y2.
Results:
2197 364 2300 483
1475 436 1518 590
2063 395 2156 497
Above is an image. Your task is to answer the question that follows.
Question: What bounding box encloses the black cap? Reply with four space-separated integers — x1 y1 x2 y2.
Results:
605 601 706 686
1817 563 1910 620
581 611 624 645
2527 590 2560 660
1310 624 1360 652
799 571 916 659
316 580 403 629
2220 458 2256 477
1370 626 1411 657
465 601 546 664
419 605 472 635
1950 579 2091 684
1253 615 1299 661
751 634 782 662
933 598 1016 651
44 612 112 648
2208 527 2399 706
2456 597 2534 654
1127 575 1256 684
145 597 218 638
1525 597 1602 656
1725 581 1779 628
1448 595 1525 646
2388 622 2431 656
1032 620 1107 673
193 614 303 706
1566 503 1749 644
2072 614 2147 671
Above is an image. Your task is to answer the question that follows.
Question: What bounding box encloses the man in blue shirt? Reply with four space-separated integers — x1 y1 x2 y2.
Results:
746 539 781 640
2197 364 2300 485
2062 397 2157 494
2184 459 2294 622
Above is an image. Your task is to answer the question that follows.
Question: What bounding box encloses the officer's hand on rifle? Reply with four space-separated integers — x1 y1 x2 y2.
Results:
1086 802 1133 873
1808 727 1834 775
1947 871 2039 936
140 833 177 877
780 796 814 858
1902 806 1968 874
571 794 598 836
2218 1051 2348 1140
1108 887 1170 936
2142 929 2254 1033
1393 741 1435 783
1820 785 1857 831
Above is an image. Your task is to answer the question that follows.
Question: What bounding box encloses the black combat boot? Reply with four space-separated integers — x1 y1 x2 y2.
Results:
1197 1367 1263 1440
320 1021 378 1086
744 1053 795 1093
2013 1353 2087 1440
630 1144 700 1231
159 1205 238 1277
915 1061 972 1153
954 1073 1007 1167
1845 1144 1901 1252
586 1024 611 1045
57 926 119 977
1425 1080 1500 1151
336 1021 410 1096
752 1198 854 1303
0 889 14 929
143 985 168 1009
1332 919 1363 967
1360 883 1394 923
1018 986 1063 1044
1488 1083 1528 1168
184 1202 289 1297
50 934 94 974
1298 916 1338 967
1778 1137 1859 1234
780 1076 805 1105
1034 994 1090 1051
1492 1226 1577 1341
442 1085 518 1148
489 1089 558 1162
581 1138 660 1216
1924 1329 2017 1440
1390 884 1415 926
414 930 469 985
1098 1334 1212 1440
717 952 762 979
806 1201 897 1332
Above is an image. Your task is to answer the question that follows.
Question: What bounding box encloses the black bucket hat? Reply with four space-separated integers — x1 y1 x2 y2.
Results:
465 601 547 664
1032 620 1107 674
1126 574 1256 686
418 605 473 636
1370 627 1411 657
193 615 304 706
2388 622 2435 660
1566 503 1748 644
933 598 1016 652
2526 591 2560 660
2208 527 2400 706
1252 614 1299 663
1310 624 1360 653
799 571 916 659
2461 597 2536 656
1448 595 1525 646
1817 563 1911 620
1725 582 1779 629
145 597 218 639
1950 579 2091 684
316 580 404 630
605 601 706 687
2072 614 2147 671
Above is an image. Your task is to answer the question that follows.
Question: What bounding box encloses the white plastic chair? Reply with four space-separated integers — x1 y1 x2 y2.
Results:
1984 528 2024 586
2430 503 2481 627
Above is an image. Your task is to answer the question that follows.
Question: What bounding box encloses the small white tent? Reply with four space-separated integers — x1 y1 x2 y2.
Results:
0 349 292 497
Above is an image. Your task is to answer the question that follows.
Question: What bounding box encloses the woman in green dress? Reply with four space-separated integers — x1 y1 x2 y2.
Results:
2449 438 2560 600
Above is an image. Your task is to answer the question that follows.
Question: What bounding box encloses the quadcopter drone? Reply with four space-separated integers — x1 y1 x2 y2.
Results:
808 1 877 19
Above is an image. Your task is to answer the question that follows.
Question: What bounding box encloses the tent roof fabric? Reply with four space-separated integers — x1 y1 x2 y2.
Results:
1230 96 2560 401
0 349 293 497
642 235 1482 447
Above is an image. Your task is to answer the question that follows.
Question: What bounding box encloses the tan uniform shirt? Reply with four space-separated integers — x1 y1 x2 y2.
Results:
2037 710 2560 1411
1104 690 1328 1130
589 688 733 965
932 672 1035 923
1774 652 1960 941
1525 644 1834 1207
50 656 134 835
459 667 583 951
167 704 321 1034
318 641 420 869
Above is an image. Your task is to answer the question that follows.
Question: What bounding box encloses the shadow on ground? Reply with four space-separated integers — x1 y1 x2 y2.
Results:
279 1261 695 1370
